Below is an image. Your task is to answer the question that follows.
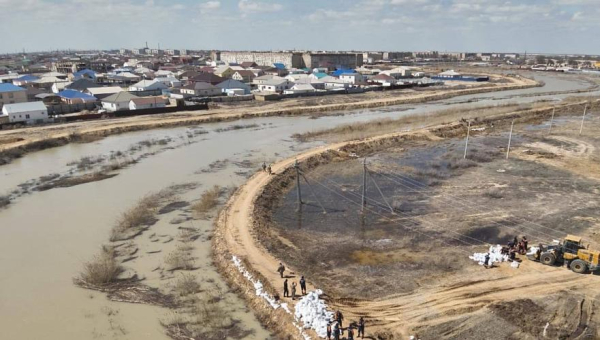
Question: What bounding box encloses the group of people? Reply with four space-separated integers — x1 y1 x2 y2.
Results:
484 236 529 268
262 162 273 175
277 263 367 339
502 236 529 258
326 314 366 340
278 263 307 300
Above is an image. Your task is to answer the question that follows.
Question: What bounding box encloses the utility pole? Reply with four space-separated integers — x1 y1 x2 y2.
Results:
506 120 515 159
548 107 555 135
361 158 367 214
579 104 588 135
294 160 302 209
463 121 471 159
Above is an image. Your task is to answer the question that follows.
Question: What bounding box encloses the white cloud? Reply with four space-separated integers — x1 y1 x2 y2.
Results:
238 0 282 14
199 1 220 13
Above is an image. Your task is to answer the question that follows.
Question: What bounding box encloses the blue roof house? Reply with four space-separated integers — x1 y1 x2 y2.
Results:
58 89 97 104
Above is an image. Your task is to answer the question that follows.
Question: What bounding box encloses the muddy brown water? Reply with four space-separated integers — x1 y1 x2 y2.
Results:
0 73 598 339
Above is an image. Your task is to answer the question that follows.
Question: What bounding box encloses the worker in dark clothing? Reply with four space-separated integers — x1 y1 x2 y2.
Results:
335 310 344 328
347 326 355 340
484 253 491 269
277 263 285 278
358 317 365 338
300 276 307 295
513 236 518 247
267 165 272 175
283 279 289 297
333 322 340 340
522 237 528 251
262 162 266 172
509 248 516 261
326 323 332 340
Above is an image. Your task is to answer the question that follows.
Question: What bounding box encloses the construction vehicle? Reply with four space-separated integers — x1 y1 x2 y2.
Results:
527 235 600 274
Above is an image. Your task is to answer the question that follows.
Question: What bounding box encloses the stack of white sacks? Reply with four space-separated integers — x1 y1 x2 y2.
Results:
469 245 509 265
294 290 334 338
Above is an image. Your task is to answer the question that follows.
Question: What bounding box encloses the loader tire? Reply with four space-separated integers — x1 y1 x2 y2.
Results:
540 252 556 266
570 259 588 274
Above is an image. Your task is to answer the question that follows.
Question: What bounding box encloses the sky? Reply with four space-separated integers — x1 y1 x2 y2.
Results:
1 0 599 55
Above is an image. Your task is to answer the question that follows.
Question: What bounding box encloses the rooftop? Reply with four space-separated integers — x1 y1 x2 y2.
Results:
0 83 26 93
2 101 47 114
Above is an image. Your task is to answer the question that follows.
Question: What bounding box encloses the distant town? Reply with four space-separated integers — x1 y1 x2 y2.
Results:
1 47 600 127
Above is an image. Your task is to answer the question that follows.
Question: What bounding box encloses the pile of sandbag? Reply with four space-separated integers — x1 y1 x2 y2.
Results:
295 289 334 338
469 245 509 265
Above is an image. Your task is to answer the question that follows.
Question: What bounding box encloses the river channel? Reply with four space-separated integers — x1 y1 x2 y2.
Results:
0 72 597 339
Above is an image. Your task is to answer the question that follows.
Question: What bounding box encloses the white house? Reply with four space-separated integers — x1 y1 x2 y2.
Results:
128 79 168 92
257 79 294 93
285 74 311 82
293 77 325 90
339 73 365 84
129 96 166 110
1 101 49 124
85 86 124 100
101 92 139 112
155 76 182 88
284 83 316 94
252 75 282 85
321 76 350 89
370 74 397 86
180 82 222 97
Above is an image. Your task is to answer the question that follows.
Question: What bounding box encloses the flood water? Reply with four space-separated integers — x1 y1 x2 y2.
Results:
0 72 597 339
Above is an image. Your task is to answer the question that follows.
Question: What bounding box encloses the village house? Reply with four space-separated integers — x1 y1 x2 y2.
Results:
85 86 124 100
101 91 139 112
180 82 222 97
188 73 224 85
13 75 39 87
252 74 283 86
129 96 166 110
231 70 256 83
283 83 316 94
0 83 27 109
370 74 397 86
213 66 235 78
128 79 169 93
216 79 251 95
257 79 294 93
339 72 365 84
1 101 49 124
57 89 98 104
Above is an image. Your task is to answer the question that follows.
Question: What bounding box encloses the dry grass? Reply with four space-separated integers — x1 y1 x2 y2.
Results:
110 189 176 241
79 246 121 285
192 185 222 217
0 195 9 208
161 286 250 340
164 244 195 271
173 273 201 297
292 103 535 143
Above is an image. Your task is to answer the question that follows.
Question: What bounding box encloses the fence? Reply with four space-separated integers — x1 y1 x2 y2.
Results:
62 103 209 122
47 102 98 115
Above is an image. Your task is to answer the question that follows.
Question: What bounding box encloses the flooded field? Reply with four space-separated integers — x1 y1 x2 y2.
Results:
0 72 598 339
271 114 600 300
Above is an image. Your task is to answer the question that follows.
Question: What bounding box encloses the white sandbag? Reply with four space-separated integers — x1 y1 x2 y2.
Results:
469 245 509 265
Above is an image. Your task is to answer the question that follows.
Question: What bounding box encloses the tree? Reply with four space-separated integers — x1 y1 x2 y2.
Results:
535 55 547 65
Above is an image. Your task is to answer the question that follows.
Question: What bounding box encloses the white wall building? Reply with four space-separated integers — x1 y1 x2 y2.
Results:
1 101 49 124
129 97 166 110
101 92 138 112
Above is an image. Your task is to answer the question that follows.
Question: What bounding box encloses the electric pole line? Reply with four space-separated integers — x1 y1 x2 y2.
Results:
548 107 555 135
294 159 302 209
361 158 367 214
579 104 588 135
464 121 471 159
506 119 515 159
368 169 395 214
300 173 327 214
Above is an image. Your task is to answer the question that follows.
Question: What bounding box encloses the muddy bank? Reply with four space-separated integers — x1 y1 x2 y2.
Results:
0 76 537 166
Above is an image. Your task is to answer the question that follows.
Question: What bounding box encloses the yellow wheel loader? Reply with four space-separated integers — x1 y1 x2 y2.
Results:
527 235 600 274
